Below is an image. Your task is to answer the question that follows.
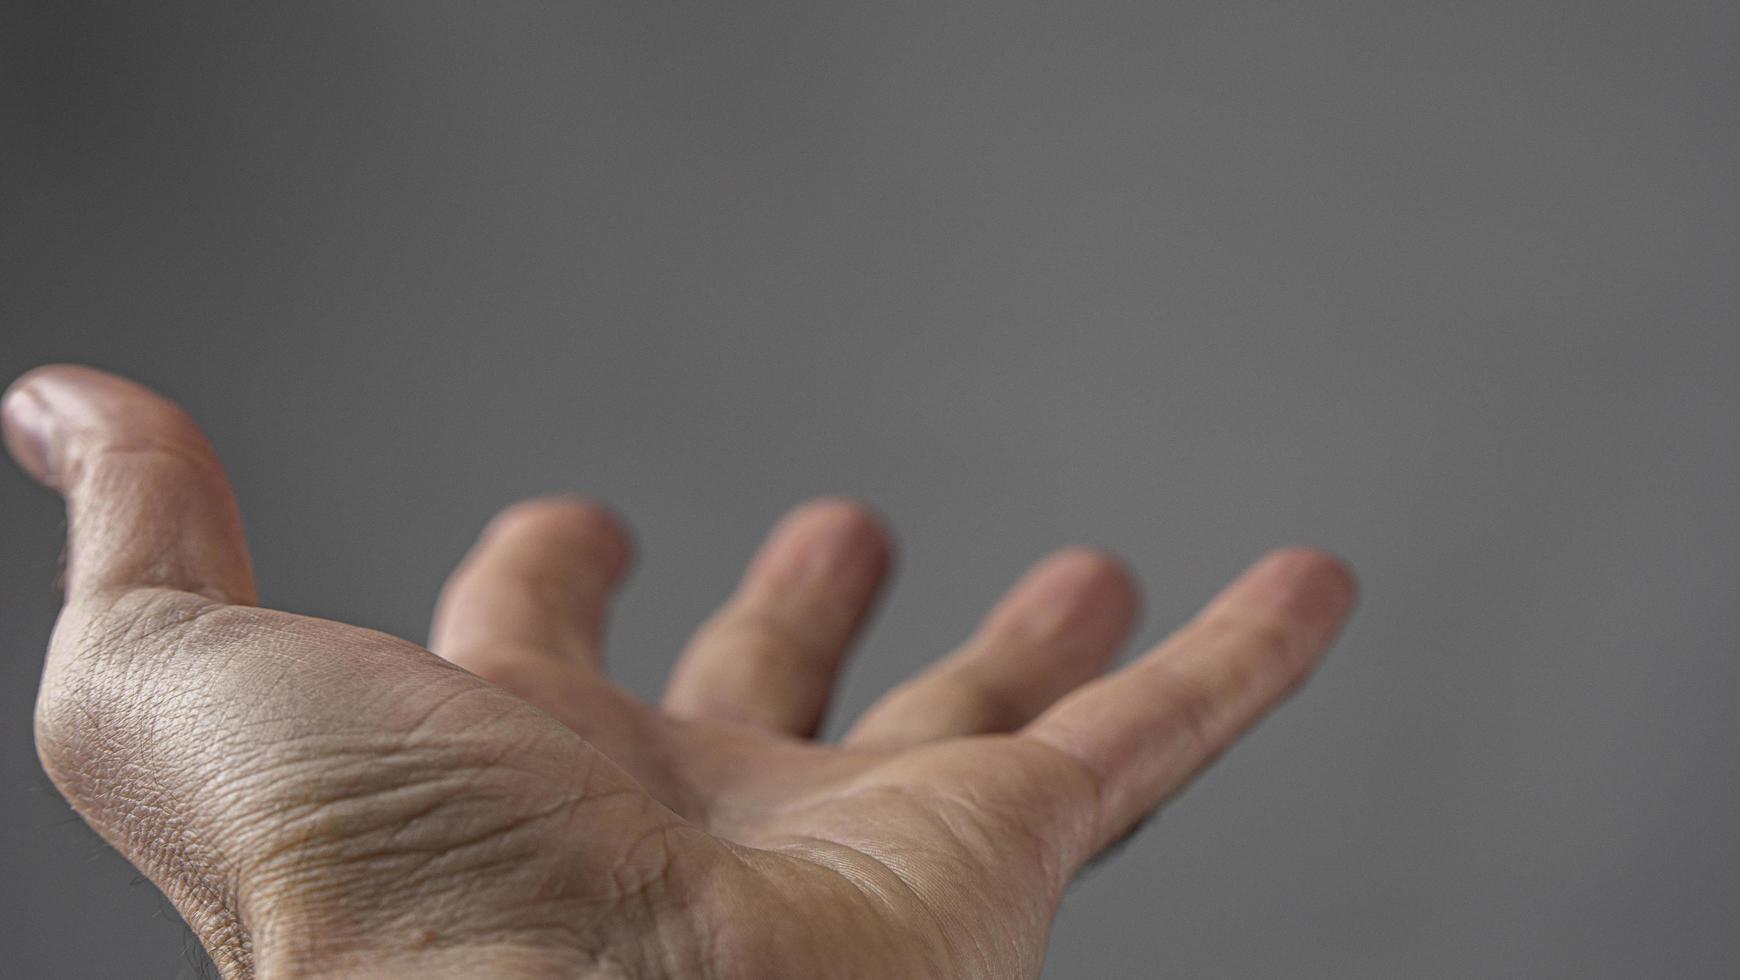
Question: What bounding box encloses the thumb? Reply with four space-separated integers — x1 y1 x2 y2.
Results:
3 364 257 606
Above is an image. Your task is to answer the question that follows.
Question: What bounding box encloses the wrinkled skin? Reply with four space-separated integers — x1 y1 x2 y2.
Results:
3 366 1356 978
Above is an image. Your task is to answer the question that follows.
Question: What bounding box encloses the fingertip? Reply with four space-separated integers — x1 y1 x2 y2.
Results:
787 496 893 548
9 364 171 412
1211 549 1358 663
5 365 143 487
3 365 256 604
664 497 894 735
1052 546 1143 612
756 496 895 590
1252 546 1358 618
3 365 212 490
485 495 636 582
1001 546 1143 640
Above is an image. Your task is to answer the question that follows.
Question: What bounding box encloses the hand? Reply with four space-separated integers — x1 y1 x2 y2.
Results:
3 365 1356 979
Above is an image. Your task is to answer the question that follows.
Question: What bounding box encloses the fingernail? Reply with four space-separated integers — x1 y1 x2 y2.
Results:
2 383 61 487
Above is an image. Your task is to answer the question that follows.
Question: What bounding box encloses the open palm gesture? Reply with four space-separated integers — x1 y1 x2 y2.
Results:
5 366 1355 978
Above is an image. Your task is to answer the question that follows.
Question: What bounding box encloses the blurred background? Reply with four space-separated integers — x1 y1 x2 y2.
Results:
2 1 1736 976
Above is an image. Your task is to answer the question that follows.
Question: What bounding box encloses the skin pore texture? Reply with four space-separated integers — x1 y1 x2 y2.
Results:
2 365 1357 979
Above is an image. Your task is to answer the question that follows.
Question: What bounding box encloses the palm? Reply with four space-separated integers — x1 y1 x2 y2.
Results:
410 499 1125 977
5 366 1355 978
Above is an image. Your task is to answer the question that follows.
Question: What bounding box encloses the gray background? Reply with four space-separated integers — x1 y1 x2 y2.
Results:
2 1 1736 977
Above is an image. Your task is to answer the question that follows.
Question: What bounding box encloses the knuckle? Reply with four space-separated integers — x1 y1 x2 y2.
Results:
34 592 251 797
1164 674 1222 759
1196 610 1302 670
708 606 832 670
70 406 222 484
1246 616 1299 665
31 594 253 922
